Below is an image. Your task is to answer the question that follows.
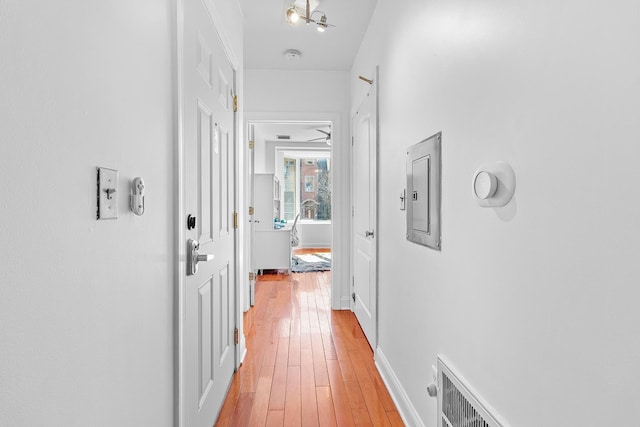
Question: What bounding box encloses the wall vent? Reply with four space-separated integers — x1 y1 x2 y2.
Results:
276 134 291 140
438 357 504 427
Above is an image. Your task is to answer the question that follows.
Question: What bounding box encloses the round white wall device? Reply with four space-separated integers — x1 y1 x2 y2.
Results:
473 171 497 199
472 161 516 207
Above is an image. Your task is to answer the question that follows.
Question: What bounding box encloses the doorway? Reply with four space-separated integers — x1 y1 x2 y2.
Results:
249 121 334 284
243 112 349 315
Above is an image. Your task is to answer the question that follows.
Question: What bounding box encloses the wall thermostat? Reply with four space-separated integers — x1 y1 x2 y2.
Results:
472 161 516 207
473 171 497 200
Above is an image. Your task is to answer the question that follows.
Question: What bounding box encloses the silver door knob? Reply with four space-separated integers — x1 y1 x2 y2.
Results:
365 230 375 238
197 253 214 262
187 239 214 276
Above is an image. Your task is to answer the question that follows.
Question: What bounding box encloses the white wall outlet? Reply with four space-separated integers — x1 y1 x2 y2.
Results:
97 167 118 220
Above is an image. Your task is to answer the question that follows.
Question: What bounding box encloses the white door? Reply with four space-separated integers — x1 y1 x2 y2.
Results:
182 0 236 424
248 124 256 306
352 78 378 350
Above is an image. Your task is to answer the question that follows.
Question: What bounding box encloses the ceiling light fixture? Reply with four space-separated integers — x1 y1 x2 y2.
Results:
316 15 327 32
285 0 335 32
286 5 300 23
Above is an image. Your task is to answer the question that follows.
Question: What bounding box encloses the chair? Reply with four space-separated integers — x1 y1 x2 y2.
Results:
291 213 300 247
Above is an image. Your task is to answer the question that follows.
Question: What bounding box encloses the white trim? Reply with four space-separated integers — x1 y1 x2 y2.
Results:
174 1 185 427
340 296 351 310
238 334 247 365
298 244 332 249
375 347 426 427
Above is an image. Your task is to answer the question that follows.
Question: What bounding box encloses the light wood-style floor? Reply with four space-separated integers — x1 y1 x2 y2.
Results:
214 270 404 426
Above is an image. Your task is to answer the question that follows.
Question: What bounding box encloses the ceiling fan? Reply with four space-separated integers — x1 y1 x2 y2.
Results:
307 128 331 144
286 0 335 32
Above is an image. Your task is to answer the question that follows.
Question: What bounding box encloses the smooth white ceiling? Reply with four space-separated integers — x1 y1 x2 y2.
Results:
254 121 332 143
239 0 378 70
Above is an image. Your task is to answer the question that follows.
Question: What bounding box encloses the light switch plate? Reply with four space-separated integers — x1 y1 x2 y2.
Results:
97 167 118 220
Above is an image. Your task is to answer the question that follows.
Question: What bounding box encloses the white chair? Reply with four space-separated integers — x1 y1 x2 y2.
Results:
291 213 300 247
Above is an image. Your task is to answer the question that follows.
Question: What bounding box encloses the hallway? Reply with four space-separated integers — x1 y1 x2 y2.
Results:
215 272 403 426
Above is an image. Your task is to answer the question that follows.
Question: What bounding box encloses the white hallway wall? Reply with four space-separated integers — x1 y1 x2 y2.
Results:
0 0 243 426
245 69 350 307
352 0 640 426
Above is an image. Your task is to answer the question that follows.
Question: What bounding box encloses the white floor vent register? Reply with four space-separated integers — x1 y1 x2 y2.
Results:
437 357 506 427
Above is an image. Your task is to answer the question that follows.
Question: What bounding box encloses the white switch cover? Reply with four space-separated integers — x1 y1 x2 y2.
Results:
97 167 118 220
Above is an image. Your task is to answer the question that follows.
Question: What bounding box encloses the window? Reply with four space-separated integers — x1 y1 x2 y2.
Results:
282 156 331 221
304 176 315 192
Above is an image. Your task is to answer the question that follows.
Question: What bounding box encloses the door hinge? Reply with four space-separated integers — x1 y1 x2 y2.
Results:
249 140 254 150
233 212 238 229
233 95 238 112
352 277 356 303
249 206 254 215
249 272 255 281
234 327 239 345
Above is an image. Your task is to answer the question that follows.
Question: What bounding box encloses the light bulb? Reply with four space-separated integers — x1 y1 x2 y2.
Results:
286 6 299 23
317 14 327 32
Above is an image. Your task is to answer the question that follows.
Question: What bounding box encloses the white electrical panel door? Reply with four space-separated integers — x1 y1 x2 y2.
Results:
406 132 441 250
411 155 430 234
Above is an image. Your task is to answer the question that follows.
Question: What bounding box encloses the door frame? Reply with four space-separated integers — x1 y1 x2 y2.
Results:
350 67 379 348
243 111 345 309
174 1 244 426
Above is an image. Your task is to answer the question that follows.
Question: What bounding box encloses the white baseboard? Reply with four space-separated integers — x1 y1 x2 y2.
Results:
237 335 247 367
299 243 331 249
340 296 352 310
375 347 426 427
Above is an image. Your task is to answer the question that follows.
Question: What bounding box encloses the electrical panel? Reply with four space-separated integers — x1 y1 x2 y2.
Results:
406 132 441 250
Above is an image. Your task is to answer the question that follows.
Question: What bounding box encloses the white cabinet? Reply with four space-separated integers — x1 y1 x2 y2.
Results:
254 229 292 273
254 173 280 231
254 174 291 272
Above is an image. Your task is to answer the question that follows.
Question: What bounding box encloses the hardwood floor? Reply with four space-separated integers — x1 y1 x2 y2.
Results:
292 248 331 255
214 271 403 426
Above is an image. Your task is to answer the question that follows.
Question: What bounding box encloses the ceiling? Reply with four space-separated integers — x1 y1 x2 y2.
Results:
239 0 378 71
253 121 332 144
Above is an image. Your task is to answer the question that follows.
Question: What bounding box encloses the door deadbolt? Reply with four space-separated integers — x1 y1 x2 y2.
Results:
187 215 196 230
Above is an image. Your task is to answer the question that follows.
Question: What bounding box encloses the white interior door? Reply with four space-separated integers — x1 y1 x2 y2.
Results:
248 124 256 306
352 78 378 350
182 0 236 424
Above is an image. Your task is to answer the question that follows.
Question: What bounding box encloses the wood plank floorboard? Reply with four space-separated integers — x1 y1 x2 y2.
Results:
215 271 403 427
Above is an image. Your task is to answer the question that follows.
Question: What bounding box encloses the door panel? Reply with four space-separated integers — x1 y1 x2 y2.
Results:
183 0 236 425
218 125 230 236
352 80 378 350
198 278 214 407
198 100 213 244
218 263 230 363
